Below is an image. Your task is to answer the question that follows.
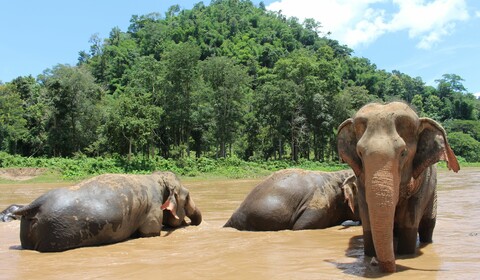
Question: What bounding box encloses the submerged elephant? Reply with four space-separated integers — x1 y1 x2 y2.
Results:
3 171 202 252
224 169 359 231
337 102 459 273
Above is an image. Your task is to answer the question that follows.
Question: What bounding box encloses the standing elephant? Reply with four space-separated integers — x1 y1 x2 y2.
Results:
6 171 202 252
224 169 359 231
337 102 459 273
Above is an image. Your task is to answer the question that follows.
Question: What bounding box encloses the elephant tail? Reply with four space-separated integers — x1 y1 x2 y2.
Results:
0 204 24 222
12 198 45 218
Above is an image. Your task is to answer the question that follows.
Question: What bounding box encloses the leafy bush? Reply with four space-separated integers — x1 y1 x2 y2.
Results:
447 132 480 162
0 152 352 180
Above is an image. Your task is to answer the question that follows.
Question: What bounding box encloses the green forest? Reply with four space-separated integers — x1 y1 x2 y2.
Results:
1 0 479 177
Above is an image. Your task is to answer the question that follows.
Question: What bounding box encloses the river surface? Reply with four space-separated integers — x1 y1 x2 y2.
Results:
0 168 479 279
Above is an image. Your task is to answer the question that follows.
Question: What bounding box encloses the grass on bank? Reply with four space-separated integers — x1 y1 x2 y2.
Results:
0 152 476 183
0 152 349 182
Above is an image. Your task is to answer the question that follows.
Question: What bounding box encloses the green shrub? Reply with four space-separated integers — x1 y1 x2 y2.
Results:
0 152 353 180
447 132 480 162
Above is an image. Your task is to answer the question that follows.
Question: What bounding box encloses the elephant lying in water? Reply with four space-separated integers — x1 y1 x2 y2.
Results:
224 169 359 231
1 171 202 252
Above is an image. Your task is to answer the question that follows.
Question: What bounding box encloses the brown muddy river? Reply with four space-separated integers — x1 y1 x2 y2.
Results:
0 168 479 279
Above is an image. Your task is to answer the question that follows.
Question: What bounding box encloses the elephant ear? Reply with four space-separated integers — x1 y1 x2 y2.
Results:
342 175 357 213
412 118 460 178
337 119 362 176
161 186 179 219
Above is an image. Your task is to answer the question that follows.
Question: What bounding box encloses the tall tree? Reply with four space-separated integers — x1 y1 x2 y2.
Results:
9 76 49 156
103 55 164 159
0 83 28 154
199 56 251 158
435 73 467 98
257 77 303 160
39 64 103 156
162 42 201 157
104 89 162 160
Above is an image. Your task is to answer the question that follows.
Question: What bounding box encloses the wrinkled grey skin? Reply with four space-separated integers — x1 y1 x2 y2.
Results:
6 171 202 252
337 102 460 273
0 204 23 222
224 169 359 231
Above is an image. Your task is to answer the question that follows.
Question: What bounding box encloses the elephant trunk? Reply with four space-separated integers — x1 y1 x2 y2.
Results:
188 207 202 226
365 163 399 273
185 195 202 226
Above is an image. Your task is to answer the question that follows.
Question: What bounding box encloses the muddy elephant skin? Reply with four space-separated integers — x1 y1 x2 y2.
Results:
10 171 201 252
337 102 459 273
224 169 359 231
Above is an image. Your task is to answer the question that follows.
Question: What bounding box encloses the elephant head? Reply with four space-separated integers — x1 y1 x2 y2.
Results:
337 102 459 272
159 173 202 228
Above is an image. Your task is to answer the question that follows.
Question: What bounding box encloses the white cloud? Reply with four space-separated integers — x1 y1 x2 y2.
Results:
343 7 388 47
388 0 469 49
415 23 454 49
266 0 470 49
266 0 383 46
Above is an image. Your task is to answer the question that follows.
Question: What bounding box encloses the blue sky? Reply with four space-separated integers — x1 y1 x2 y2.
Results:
1 0 479 95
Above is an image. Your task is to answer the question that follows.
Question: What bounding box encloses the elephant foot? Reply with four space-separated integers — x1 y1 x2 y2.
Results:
396 228 418 255
418 218 436 243
378 259 396 273
370 257 396 273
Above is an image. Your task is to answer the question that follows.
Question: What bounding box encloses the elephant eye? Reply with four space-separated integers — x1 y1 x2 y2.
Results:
400 148 408 157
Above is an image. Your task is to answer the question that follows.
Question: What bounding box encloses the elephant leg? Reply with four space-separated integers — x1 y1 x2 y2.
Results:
418 217 436 243
418 189 437 243
292 209 327 230
137 211 163 237
137 220 162 237
396 227 418 255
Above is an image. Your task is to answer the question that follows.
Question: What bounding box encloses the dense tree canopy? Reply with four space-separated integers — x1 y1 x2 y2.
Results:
1 0 479 162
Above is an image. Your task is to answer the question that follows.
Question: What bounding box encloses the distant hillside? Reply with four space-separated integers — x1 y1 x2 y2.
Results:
1 0 478 162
